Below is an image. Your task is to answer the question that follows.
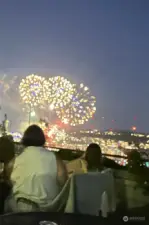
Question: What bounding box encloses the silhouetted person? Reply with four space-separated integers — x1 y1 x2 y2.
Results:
0 136 15 214
5 125 68 212
85 143 103 172
66 143 103 175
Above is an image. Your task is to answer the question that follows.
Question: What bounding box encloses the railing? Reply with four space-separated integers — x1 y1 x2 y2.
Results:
14 142 149 165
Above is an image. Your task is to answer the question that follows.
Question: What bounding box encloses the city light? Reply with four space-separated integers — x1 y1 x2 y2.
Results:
132 126 137 131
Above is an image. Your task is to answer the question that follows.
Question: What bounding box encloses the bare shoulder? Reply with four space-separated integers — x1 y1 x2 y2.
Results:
55 153 67 172
55 153 68 187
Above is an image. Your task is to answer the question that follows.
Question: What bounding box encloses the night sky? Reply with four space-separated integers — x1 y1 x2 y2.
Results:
0 0 149 132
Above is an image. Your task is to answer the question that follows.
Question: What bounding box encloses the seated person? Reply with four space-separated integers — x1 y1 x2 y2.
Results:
0 136 15 214
66 143 103 175
5 125 68 212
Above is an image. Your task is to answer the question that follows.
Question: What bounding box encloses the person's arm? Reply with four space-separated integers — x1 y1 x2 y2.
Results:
56 154 68 187
4 158 15 180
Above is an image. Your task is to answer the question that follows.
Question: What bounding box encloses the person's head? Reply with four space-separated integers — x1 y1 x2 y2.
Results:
0 136 15 164
85 143 102 171
0 136 15 180
22 124 46 147
6 135 13 142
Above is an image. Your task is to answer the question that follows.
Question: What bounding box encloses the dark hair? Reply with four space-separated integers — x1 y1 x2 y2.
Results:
0 136 15 163
6 135 13 142
85 143 102 171
22 125 46 147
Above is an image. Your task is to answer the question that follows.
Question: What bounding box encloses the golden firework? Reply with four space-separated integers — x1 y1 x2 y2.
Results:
56 83 96 126
19 74 49 107
47 76 75 109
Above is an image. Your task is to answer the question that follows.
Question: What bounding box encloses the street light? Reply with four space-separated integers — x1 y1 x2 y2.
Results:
31 111 36 117
28 104 36 125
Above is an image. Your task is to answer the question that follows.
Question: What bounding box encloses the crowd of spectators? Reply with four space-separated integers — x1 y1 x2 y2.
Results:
0 124 108 215
0 124 148 221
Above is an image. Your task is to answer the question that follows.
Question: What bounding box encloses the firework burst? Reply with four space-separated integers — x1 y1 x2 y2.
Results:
19 74 48 107
46 76 75 109
56 83 96 126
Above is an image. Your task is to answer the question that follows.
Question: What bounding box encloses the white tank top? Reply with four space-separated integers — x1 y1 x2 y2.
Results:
11 146 59 208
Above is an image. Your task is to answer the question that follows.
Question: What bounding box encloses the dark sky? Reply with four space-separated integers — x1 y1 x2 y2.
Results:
0 0 149 132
